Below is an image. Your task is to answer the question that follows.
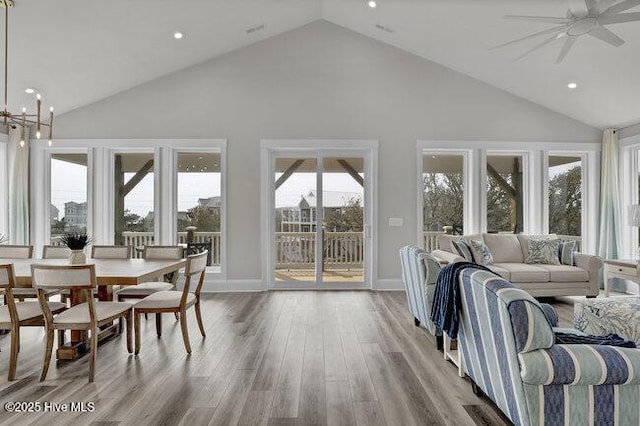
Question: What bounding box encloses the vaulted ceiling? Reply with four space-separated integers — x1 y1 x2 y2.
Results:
5 0 640 129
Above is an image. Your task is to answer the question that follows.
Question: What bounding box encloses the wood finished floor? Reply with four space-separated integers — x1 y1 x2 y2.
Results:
0 291 575 426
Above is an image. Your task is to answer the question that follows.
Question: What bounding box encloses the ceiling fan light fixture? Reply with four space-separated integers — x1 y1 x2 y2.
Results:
173 31 184 40
567 82 578 89
368 1 377 9
24 87 36 94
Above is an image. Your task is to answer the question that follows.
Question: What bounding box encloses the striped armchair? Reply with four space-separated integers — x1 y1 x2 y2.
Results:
457 268 640 425
399 246 442 348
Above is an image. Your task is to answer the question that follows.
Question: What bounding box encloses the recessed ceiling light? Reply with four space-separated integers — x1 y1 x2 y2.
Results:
368 1 377 8
567 82 578 89
173 32 184 40
24 88 36 94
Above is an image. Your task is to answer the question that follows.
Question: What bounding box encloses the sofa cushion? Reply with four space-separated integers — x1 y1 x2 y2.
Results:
482 233 523 263
525 238 561 265
558 240 578 266
517 234 557 262
450 239 474 262
436 235 457 253
492 263 550 283
535 265 589 282
468 239 494 265
487 265 511 280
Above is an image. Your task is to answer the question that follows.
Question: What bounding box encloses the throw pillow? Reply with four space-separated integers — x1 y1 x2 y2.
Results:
450 239 474 263
526 239 560 265
557 240 577 266
468 239 494 265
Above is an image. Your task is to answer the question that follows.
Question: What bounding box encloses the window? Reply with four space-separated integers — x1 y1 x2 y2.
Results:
422 153 465 249
113 152 155 247
486 154 525 233
176 151 222 267
548 155 582 237
50 153 88 243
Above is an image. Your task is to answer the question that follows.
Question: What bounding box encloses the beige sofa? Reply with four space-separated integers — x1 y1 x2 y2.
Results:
431 233 603 297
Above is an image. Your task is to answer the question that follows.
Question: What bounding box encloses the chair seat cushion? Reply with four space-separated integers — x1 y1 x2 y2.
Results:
53 302 132 325
117 282 173 296
134 291 195 310
0 301 66 325
12 288 59 296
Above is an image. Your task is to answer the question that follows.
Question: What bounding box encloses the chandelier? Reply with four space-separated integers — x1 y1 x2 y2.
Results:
1 0 53 147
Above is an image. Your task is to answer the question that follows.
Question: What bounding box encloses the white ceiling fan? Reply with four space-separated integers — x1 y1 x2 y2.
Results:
494 0 640 63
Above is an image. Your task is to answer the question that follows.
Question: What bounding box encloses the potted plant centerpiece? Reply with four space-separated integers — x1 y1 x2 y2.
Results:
60 232 93 264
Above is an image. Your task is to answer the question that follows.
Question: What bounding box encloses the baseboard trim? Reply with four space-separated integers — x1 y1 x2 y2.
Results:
375 279 404 291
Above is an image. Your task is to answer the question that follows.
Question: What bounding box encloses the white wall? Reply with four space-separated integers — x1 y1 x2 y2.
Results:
54 20 601 284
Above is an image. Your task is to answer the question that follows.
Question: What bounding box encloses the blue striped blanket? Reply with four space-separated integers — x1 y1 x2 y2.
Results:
430 262 495 339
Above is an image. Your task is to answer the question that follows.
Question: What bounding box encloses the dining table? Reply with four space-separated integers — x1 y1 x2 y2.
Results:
2 257 186 360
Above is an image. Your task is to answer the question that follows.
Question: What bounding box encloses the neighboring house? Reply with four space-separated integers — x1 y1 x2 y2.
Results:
50 204 59 223
63 201 87 231
277 191 362 232
198 196 221 209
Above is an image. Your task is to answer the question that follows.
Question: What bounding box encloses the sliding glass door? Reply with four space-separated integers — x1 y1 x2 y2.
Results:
269 149 372 289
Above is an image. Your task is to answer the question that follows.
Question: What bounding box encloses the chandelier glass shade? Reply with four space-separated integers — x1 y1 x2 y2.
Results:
1 0 54 147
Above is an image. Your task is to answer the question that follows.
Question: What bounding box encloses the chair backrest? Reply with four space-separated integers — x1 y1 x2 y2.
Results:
181 251 208 303
143 245 183 260
31 264 97 326
186 240 212 266
42 245 72 259
91 245 132 259
399 245 441 335
0 245 33 259
0 263 19 325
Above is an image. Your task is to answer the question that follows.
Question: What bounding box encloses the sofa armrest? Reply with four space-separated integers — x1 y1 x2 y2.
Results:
519 344 640 385
574 253 603 272
574 253 603 296
431 249 464 264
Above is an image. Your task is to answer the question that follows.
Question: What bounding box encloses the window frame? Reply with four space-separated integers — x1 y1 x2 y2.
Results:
621 135 640 258
0 134 7 236
31 139 227 273
417 140 600 253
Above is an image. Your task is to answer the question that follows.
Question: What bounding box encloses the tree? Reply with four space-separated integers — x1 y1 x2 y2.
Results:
422 173 464 234
549 166 581 236
123 209 144 232
324 198 363 232
51 218 66 235
177 205 221 232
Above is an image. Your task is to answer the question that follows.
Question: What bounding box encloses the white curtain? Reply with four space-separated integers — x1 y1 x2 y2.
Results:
597 129 621 261
7 126 29 244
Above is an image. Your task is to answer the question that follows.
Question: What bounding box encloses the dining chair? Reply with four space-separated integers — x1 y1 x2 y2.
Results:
42 245 72 259
0 245 56 302
116 245 183 330
0 263 66 380
133 251 207 355
186 239 212 266
0 245 33 259
31 264 133 382
91 245 132 259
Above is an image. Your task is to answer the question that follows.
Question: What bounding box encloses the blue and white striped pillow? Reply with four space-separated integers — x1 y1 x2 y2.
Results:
557 240 577 266
450 239 474 262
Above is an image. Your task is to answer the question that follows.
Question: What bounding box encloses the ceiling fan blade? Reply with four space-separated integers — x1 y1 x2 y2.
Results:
599 11 640 24
491 25 568 50
600 0 640 17
504 15 571 24
590 0 618 16
515 34 561 61
588 24 625 46
569 0 589 17
556 35 578 63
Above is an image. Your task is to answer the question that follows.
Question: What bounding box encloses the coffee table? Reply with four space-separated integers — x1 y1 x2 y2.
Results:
603 259 639 297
